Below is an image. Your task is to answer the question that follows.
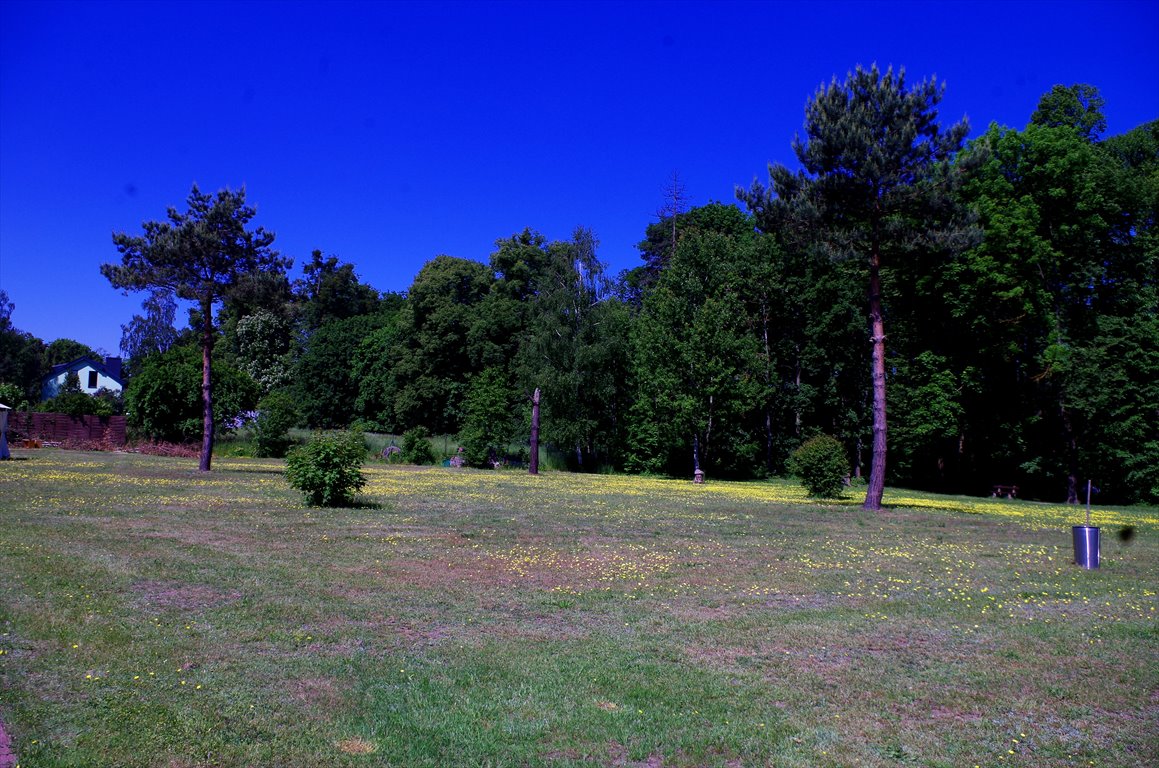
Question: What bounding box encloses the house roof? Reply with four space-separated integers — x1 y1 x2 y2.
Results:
44 356 125 388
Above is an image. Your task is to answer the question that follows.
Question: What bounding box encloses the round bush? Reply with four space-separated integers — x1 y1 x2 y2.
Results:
285 431 367 507
789 434 849 498
252 390 299 458
402 426 436 465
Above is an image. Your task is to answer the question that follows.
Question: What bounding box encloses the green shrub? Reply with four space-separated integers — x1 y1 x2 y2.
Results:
788 434 849 498
125 344 258 443
0 382 27 409
285 431 367 507
39 390 114 418
252 390 299 458
402 426 436 465
457 368 515 469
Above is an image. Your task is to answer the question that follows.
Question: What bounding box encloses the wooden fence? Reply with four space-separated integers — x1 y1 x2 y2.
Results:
7 412 127 446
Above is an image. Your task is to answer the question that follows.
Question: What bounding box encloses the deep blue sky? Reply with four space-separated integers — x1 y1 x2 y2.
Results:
2 0 1157 355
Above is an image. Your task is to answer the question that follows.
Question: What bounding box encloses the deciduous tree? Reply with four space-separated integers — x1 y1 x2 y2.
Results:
120 289 180 374
125 343 259 444
0 292 46 404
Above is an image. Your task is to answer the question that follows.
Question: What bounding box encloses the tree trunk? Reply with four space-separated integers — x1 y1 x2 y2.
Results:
199 299 215 472
529 388 540 475
864 250 887 510
762 305 774 474
794 347 803 436
765 410 774 475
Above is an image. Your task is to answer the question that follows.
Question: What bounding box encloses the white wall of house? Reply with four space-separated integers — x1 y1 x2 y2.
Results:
41 365 123 400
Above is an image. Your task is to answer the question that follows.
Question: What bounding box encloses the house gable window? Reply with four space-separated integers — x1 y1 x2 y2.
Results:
88 370 99 389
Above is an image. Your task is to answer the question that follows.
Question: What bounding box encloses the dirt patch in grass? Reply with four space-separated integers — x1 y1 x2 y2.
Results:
478 610 598 642
335 737 378 754
922 702 984 724
606 741 667 767
378 616 455 647
291 676 351 714
131 580 242 611
667 592 854 623
682 642 786 675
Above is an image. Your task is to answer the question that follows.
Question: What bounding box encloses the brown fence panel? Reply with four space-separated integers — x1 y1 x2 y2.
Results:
8 412 127 446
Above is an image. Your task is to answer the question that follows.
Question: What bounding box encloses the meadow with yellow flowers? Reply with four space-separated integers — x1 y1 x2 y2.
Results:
1 450 1155 766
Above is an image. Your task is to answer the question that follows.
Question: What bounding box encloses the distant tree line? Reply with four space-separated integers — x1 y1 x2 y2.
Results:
2 74 1154 503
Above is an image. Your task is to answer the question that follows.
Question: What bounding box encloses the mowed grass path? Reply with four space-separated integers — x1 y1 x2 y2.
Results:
0 450 1155 767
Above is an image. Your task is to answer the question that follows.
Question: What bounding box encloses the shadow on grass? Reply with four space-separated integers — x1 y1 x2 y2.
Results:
299 498 384 510
225 466 288 476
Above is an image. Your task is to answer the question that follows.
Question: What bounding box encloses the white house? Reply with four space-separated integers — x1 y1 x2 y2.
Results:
41 356 125 400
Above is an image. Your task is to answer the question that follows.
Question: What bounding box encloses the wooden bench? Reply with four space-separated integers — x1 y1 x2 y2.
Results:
991 484 1019 499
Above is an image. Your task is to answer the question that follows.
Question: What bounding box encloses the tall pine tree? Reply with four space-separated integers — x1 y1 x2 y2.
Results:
741 65 976 509
103 185 289 471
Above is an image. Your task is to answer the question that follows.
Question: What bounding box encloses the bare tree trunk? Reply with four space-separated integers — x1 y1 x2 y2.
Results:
794 346 803 436
765 410 774 475
762 304 774 474
864 250 887 510
529 388 540 475
199 299 215 472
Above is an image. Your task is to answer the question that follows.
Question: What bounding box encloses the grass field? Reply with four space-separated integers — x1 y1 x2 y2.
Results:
0 449 1155 767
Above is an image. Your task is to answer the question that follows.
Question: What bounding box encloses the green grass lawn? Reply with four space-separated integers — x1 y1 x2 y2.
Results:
1 450 1155 767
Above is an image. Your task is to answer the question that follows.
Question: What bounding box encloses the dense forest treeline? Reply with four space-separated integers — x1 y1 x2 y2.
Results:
2 78 1155 503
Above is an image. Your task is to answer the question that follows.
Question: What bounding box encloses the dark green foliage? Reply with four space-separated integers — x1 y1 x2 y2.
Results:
43 338 98 368
887 352 963 487
936 105 1158 501
0 292 46 404
458 367 516 468
125 344 259 444
623 405 664 474
1030 83 1107 141
252 390 299 458
350 292 406 431
294 314 388 428
91 387 125 416
511 227 632 470
38 390 115 418
636 201 753 288
284 430 368 507
402 426 436 465
390 255 492 434
789 435 849 498
1066 316 1159 504
628 204 765 478
295 250 381 330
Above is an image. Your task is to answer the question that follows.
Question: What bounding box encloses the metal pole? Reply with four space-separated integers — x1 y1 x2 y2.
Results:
1086 479 1092 526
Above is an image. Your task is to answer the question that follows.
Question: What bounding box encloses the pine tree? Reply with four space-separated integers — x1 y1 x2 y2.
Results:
103 185 289 471
740 65 976 509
